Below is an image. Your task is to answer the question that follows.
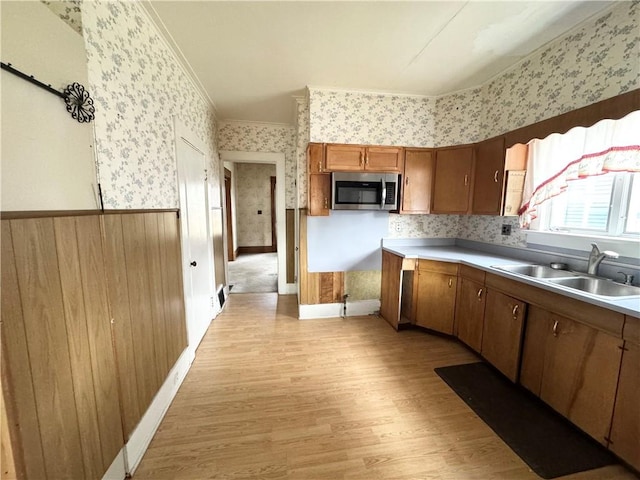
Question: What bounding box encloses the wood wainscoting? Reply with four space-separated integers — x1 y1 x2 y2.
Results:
1 210 187 479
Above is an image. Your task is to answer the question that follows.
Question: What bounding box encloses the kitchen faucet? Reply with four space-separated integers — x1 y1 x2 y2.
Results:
587 243 619 276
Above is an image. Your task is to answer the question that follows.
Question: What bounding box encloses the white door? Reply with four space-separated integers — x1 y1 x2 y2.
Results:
176 132 214 351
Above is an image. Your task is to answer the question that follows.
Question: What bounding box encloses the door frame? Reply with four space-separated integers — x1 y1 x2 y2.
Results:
174 118 217 352
219 150 293 294
270 176 277 251
224 168 235 261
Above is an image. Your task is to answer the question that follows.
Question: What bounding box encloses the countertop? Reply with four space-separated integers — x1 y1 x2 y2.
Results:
382 244 640 317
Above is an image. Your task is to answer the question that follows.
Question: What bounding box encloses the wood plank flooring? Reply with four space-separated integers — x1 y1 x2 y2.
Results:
134 293 635 480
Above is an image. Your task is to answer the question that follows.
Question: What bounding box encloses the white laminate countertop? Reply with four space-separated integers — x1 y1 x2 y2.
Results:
382 245 640 317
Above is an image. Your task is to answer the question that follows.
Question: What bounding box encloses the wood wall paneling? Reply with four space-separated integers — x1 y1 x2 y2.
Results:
9 218 85 478
144 214 170 387
102 214 143 439
158 213 188 370
286 209 295 284
120 214 161 414
1 221 47 479
53 217 104 478
73 216 125 470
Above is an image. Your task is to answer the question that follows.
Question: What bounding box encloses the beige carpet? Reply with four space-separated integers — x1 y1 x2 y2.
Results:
228 252 278 293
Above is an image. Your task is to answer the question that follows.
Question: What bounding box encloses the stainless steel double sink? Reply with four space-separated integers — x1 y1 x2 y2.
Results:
493 264 640 299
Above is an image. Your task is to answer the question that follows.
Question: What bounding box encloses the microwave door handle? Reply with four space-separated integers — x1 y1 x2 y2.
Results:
380 178 386 210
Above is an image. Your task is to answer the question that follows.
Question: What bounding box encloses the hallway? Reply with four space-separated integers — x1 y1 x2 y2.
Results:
133 294 634 480
228 252 278 293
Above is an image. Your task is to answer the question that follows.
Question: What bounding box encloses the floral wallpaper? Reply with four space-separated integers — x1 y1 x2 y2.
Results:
345 271 381 301
309 90 437 147
435 87 483 146
41 0 83 36
481 1 639 139
234 163 276 247
217 121 296 209
82 0 218 209
458 215 526 248
295 96 310 208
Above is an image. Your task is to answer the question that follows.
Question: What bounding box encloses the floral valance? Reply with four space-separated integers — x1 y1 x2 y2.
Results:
519 110 640 227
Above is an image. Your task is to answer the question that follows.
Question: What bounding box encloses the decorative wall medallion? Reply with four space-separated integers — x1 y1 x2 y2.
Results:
63 82 95 123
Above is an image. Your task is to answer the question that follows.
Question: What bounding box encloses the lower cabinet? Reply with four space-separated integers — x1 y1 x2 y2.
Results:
480 290 526 382
609 339 640 470
415 260 458 334
521 306 623 445
455 267 486 352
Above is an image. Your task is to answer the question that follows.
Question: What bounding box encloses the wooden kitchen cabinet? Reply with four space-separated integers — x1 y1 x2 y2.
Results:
455 266 486 352
432 146 474 214
480 289 526 382
608 315 640 470
520 306 622 445
472 136 505 215
325 144 403 172
400 148 434 214
307 143 330 216
414 260 458 334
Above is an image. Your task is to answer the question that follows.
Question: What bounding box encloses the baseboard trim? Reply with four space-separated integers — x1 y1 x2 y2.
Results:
237 246 276 254
101 447 126 480
282 283 297 295
298 299 380 319
125 347 194 474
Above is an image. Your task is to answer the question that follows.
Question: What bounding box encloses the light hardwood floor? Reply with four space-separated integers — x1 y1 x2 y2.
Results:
134 293 635 480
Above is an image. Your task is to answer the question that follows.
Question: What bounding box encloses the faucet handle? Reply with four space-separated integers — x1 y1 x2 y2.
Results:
618 272 634 285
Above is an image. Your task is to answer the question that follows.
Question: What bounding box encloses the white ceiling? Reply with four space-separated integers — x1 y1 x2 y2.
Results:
147 1 614 124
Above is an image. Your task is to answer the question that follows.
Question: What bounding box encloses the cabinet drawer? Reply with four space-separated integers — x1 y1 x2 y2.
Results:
417 259 458 275
458 265 485 283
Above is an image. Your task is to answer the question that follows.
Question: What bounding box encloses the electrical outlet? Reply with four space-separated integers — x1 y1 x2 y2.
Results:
395 223 402 232
501 224 512 236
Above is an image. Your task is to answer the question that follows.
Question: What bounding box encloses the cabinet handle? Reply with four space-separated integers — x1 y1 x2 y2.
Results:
494 170 499 183
318 160 322 173
512 304 519 319
464 174 469 186
360 151 364 166
324 197 328 209
448 278 453 288
365 153 369 166
477 288 483 300
552 320 559 337
405 177 409 185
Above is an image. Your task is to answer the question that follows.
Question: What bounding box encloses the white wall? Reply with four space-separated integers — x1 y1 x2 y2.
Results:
1 2 97 211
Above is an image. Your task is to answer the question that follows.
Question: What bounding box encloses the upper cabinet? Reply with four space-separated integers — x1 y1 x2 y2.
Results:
325 144 403 172
307 143 330 216
432 146 474 214
400 148 434 214
472 137 505 215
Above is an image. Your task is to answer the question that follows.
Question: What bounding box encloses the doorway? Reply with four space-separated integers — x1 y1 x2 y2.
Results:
219 151 291 294
224 168 235 262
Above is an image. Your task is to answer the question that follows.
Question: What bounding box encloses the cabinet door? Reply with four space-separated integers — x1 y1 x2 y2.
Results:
432 147 473 214
308 174 330 216
481 290 526 382
380 250 404 330
325 144 365 171
472 137 505 215
415 268 457 335
455 277 486 352
609 341 640 470
400 149 434 214
365 146 403 172
540 314 622 444
307 142 325 174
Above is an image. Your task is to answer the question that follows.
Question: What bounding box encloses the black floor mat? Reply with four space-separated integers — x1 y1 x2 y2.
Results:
434 362 616 479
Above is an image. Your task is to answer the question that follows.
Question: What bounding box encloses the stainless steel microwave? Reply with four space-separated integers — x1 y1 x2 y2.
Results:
331 172 399 211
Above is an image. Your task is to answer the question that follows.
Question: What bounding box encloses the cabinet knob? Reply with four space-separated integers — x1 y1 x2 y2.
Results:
477 288 483 300
512 304 519 319
318 160 322 173
324 197 328 209
552 320 559 337
448 278 453 288
405 177 409 185
365 153 369 166
360 152 364 166
494 170 499 183
464 174 469 186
